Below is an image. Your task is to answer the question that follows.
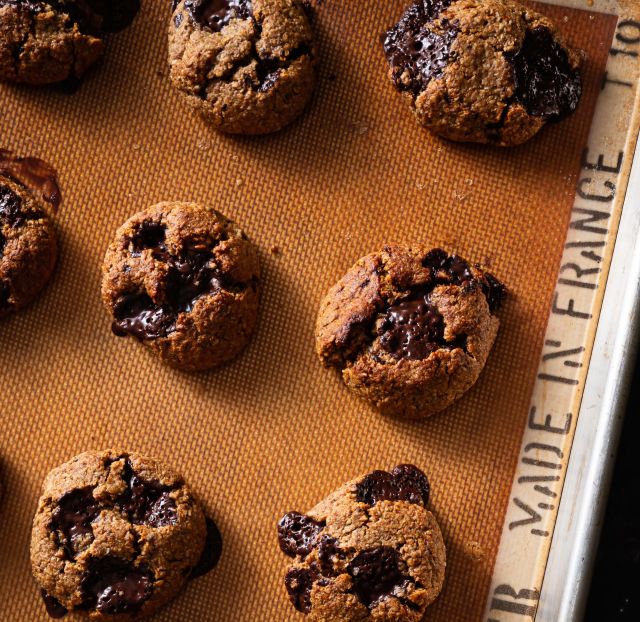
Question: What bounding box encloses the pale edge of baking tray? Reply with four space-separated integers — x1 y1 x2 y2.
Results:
482 1 640 621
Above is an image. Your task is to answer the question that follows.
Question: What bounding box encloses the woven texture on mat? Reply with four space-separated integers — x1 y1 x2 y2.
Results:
0 1 617 621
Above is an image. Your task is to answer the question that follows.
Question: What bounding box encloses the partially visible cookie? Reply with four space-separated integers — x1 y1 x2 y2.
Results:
101 202 261 372
383 0 583 146
277 464 446 621
31 449 211 620
0 175 57 318
168 0 317 134
0 0 139 86
316 246 506 418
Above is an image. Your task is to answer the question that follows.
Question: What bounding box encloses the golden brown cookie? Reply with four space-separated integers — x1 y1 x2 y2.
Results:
383 0 584 146
101 202 260 372
168 0 317 134
0 175 57 318
30 449 218 620
0 1 139 86
316 246 505 418
277 464 446 621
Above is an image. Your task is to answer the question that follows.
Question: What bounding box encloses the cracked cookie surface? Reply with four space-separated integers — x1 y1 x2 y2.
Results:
0 174 57 318
31 450 210 620
168 0 317 134
316 246 505 418
101 202 261 372
383 0 583 146
0 1 139 85
277 464 446 621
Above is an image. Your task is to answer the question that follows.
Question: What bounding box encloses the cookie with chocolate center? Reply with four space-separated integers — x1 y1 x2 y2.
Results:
316 246 505 418
0 0 139 85
168 0 317 134
31 450 220 620
277 464 446 620
383 0 583 146
101 202 261 372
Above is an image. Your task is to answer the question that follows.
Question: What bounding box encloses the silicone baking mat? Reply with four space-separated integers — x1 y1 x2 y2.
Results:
0 1 637 621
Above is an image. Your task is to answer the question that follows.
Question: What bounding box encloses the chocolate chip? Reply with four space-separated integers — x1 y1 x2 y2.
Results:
284 567 317 613
40 590 68 619
278 512 326 558
184 0 253 32
112 293 176 340
0 184 26 228
80 557 152 615
355 464 430 507
378 291 446 360
511 26 582 120
422 248 474 286
190 517 223 579
383 0 457 96
51 489 100 558
129 221 166 257
390 464 430 506
0 231 6 255
347 547 407 608
117 460 178 527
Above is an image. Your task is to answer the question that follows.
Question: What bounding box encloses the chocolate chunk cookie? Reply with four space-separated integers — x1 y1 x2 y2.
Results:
0 174 57 318
169 0 317 134
316 246 505 418
0 0 140 85
31 450 213 620
383 0 584 146
277 464 446 620
101 202 260 372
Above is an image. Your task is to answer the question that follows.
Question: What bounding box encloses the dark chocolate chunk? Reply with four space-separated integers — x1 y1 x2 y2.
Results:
0 150 61 212
278 512 326 558
348 547 407 608
112 247 227 341
356 464 430 507
80 557 152 615
184 0 253 32
378 291 446 360
41 590 68 619
51 489 100 558
511 26 582 120
112 293 177 340
116 460 178 527
0 184 26 227
190 517 223 579
129 221 166 257
284 566 317 613
383 0 457 95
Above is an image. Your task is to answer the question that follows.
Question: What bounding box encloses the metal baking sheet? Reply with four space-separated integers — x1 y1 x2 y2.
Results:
1 1 639 621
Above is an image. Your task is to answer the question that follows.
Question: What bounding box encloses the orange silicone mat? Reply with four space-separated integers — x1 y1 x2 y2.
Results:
0 1 619 621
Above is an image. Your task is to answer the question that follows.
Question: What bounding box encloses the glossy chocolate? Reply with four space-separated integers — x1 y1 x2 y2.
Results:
512 26 582 120
81 557 152 615
51 489 100 558
184 0 252 32
356 464 430 507
277 512 326 558
0 151 61 211
117 460 178 527
348 547 408 608
383 0 457 95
